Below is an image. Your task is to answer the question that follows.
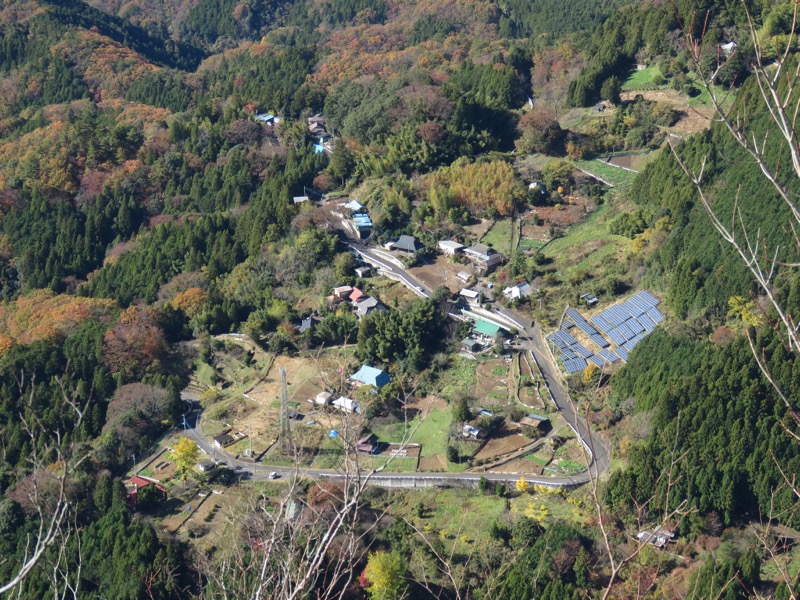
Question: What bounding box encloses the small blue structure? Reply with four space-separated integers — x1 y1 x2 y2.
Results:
329 430 339 438
349 365 390 389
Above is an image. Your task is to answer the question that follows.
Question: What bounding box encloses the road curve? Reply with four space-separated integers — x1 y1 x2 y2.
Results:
180 245 610 488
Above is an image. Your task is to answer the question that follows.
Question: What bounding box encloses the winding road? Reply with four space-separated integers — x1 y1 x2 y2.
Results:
178 243 611 488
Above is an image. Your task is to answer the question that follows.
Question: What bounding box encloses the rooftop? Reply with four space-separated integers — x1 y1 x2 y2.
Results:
393 234 420 253
350 365 391 388
466 243 494 257
473 319 501 337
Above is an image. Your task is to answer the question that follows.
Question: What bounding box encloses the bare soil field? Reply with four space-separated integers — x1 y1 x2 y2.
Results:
464 218 494 240
418 455 447 471
473 423 531 462
472 359 511 406
606 155 637 170
490 456 545 475
530 194 595 228
215 353 354 452
518 354 546 410
410 255 469 292
406 394 448 416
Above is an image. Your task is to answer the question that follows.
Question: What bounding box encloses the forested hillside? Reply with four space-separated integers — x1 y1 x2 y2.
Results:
0 0 799 597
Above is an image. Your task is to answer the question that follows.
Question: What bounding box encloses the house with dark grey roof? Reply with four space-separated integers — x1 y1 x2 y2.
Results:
356 297 387 319
464 243 504 272
298 315 322 334
392 235 421 254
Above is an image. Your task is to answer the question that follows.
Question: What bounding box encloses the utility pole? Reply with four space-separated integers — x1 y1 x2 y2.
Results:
279 367 292 454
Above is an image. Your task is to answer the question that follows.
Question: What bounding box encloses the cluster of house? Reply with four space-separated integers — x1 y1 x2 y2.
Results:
308 114 333 154
337 199 372 240
329 285 386 319
307 364 391 416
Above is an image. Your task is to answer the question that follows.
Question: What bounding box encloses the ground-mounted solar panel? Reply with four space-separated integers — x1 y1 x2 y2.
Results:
647 307 663 323
587 354 605 368
628 320 645 335
622 299 647 317
591 316 614 335
562 331 580 346
611 309 629 326
615 322 633 340
638 317 655 333
598 312 615 325
626 320 642 336
563 358 588 373
637 290 660 306
615 346 629 361
561 348 577 361
568 308 602 334
589 333 610 348
561 321 574 329
573 343 593 358
599 349 619 363
623 340 638 352
607 329 627 346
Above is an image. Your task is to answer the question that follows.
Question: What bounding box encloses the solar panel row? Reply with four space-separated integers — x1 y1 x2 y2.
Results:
636 290 660 306
599 349 619 363
565 308 602 337
589 333 610 348
587 354 605 368
564 358 588 374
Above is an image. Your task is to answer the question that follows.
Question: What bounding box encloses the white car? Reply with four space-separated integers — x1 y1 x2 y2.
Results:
268 472 279 480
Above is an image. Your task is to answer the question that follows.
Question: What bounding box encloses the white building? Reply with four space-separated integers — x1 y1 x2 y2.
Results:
503 282 534 300
438 240 464 255
332 397 360 413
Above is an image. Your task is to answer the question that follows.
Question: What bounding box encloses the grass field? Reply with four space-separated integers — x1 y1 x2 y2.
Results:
574 159 639 189
371 409 451 457
542 203 627 263
480 219 514 255
436 357 477 401
622 66 665 91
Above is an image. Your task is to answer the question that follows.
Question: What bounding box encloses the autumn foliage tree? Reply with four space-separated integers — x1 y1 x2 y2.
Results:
171 437 199 479
362 550 408 600
103 305 168 380
515 109 566 156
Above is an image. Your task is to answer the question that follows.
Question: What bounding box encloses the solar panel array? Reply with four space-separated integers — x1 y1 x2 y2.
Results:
549 291 664 375
564 308 610 349
589 291 663 357
548 327 613 374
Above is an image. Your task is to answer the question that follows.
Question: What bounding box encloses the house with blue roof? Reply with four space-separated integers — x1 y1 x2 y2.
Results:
349 365 390 389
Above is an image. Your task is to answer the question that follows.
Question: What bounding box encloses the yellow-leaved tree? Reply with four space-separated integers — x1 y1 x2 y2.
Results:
171 437 199 480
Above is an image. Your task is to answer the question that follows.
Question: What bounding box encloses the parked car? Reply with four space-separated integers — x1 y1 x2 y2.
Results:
269 472 280 480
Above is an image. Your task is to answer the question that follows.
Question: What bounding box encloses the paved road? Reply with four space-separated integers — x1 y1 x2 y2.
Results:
178 246 610 487
178 409 589 487
348 244 429 298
